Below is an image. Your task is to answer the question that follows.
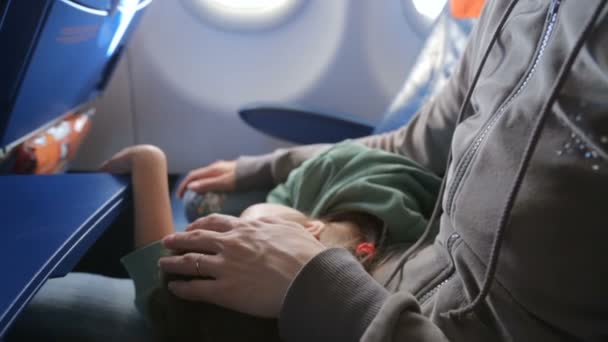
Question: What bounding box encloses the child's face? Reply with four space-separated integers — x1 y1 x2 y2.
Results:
240 203 362 249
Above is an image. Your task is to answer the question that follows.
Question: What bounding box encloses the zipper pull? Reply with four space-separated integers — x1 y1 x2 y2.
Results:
446 233 460 250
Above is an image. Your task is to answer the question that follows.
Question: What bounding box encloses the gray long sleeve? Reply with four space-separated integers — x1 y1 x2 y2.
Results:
279 248 447 342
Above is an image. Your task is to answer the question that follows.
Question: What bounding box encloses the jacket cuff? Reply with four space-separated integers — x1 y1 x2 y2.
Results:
235 153 276 190
279 248 389 342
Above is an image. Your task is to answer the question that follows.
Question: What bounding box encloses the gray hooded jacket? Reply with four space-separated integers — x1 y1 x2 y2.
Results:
235 0 608 340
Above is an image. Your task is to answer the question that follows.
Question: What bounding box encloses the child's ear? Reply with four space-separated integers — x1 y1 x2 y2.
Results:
303 220 325 239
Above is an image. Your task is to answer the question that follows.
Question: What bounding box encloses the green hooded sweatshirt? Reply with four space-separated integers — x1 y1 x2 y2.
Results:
267 142 440 244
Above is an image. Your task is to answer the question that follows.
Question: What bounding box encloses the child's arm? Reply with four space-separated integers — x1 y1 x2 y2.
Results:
131 146 174 247
101 145 174 248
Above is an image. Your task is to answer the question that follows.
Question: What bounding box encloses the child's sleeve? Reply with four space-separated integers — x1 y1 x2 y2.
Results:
266 183 293 206
266 144 335 208
121 241 171 314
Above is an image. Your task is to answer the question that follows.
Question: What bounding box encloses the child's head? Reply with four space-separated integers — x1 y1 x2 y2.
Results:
147 273 282 342
241 203 382 267
148 204 382 341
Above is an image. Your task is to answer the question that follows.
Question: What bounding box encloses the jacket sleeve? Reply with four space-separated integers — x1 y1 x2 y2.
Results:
358 1 501 177
235 143 332 190
278 248 448 342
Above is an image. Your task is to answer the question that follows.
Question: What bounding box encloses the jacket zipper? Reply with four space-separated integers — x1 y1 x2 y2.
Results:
418 232 460 304
445 0 562 217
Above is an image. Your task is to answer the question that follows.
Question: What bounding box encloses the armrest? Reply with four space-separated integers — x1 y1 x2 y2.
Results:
239 103 375 144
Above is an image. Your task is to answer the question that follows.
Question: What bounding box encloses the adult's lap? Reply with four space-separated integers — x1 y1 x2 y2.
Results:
6 273 152 342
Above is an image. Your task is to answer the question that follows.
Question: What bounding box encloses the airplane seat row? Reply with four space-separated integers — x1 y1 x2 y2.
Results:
0 1 153 337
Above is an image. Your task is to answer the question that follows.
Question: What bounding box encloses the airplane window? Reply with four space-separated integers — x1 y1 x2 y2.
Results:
206 0 289 10
412 0 447 21
181 0 304 31
401 0 447 35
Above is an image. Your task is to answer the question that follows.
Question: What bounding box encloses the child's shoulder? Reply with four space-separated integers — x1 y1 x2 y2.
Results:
318 141 414 166
318 141 375 159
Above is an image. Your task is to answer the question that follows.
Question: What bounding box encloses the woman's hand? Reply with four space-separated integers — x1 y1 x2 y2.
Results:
158 214 327 318
176 160 237 198
100 145 165 174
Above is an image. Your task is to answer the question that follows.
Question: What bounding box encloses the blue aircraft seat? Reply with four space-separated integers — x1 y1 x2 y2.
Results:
0 1 152 335
0 0 151 149
239 10 475 144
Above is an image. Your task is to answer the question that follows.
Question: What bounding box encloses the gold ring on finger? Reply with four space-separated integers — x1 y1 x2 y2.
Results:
195 256 203 278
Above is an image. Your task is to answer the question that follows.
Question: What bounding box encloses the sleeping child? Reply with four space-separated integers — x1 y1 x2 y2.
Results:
103 141 440 341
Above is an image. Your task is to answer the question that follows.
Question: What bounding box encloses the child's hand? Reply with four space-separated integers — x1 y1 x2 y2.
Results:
99 146 140 174
100 145 165 174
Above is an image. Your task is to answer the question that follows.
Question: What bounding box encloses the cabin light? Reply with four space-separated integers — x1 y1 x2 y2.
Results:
412 0 447 21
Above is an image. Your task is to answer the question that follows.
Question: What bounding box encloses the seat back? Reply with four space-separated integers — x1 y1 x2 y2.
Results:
373 11 475 134
0 0 151 148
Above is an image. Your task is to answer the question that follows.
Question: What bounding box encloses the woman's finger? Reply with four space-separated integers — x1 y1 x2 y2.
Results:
258 216 306 230
177 165 223 197
185 214 237 233
187 175 227 193
177 172 202 198
162 229 225 252
159 252 223 278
